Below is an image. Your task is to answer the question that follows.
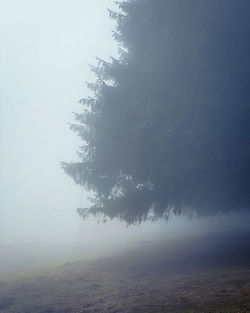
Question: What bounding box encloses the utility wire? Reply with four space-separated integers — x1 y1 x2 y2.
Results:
0 208 77 214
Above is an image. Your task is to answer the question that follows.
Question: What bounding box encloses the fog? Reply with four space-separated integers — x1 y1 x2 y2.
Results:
0 0 180 272
0 0 116 218
1 2 250 312
0 0 115 245
1 0 250 284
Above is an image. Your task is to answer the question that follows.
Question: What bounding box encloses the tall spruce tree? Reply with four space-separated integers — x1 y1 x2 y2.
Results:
62 0 250 224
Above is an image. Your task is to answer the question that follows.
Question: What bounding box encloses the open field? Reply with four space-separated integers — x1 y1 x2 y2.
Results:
1 231 250 313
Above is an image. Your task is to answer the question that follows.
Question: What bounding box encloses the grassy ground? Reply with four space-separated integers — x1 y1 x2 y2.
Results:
0 232 250 313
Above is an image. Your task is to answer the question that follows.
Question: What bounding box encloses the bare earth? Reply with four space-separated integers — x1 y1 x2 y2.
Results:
1 232 250 313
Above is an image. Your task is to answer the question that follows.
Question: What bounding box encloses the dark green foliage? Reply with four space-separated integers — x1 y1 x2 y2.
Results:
62 0 250 224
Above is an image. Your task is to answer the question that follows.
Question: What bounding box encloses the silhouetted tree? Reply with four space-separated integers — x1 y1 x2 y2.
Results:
62 0 250 224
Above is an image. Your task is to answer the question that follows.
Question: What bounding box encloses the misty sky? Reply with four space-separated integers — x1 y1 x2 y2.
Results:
0 0 183 245
0 0 117 212
0 0 123 243
1 0 249 246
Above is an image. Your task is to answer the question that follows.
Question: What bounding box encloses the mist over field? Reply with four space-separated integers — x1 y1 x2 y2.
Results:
1 0 248 258
1 1 250 312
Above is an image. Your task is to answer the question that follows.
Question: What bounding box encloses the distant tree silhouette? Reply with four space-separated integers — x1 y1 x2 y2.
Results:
62 0 250 224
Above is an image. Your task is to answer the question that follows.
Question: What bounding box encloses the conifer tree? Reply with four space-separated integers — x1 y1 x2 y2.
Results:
62 0 250 224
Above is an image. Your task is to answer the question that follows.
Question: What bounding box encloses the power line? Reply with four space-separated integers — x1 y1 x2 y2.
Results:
0 208 78 214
